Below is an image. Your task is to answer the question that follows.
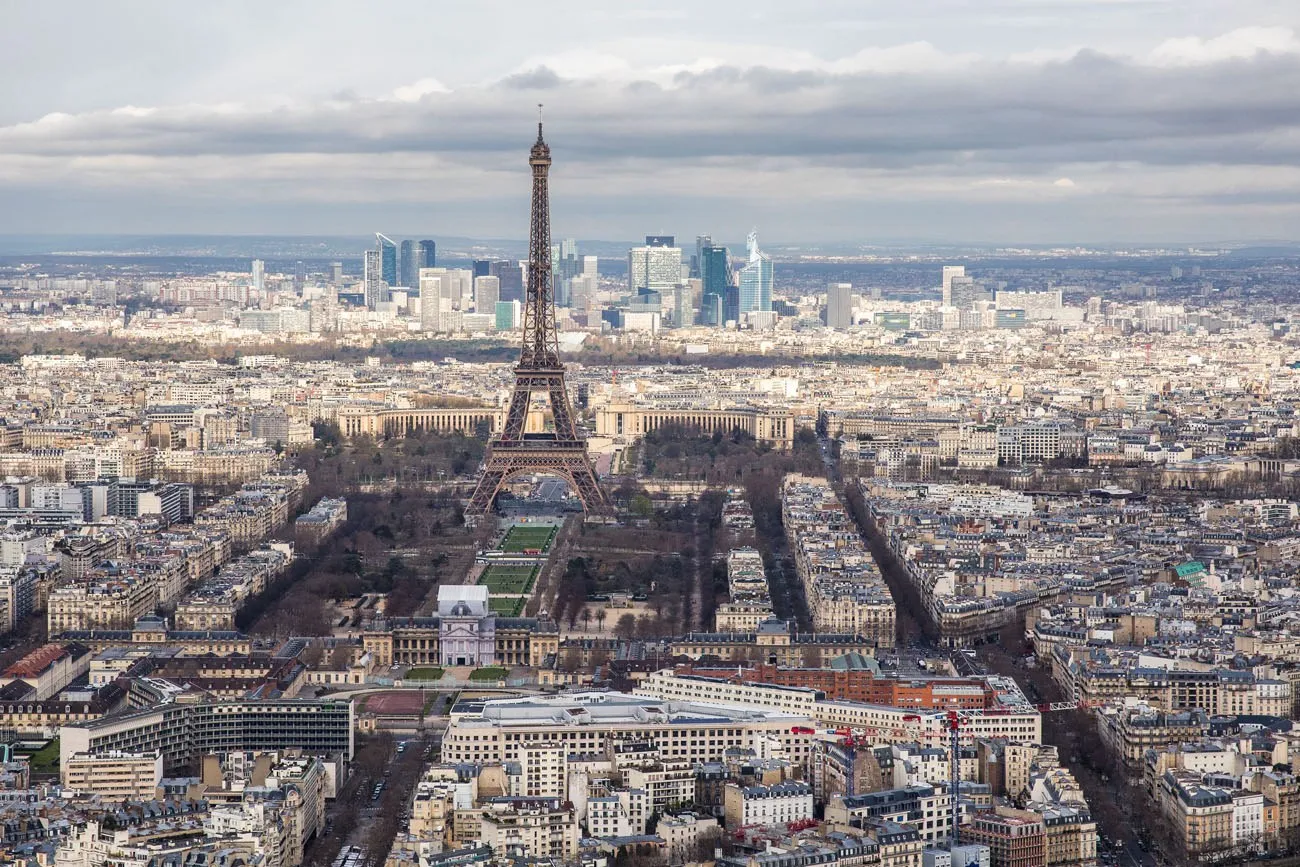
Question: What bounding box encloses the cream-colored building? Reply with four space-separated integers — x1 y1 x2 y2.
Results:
714 601 776 632
478 797 579 860
47 579 158 633
637 670 821 716
724 781 814 828
596 403 795 450
783 474 895 649
442 693 816 773
63 750 163 799
519 743 568 799
175 598 238 632
636 669 1043 745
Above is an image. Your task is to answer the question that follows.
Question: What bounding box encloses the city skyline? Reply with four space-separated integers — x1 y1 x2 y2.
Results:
2 1 1299 243
8 5 1300 861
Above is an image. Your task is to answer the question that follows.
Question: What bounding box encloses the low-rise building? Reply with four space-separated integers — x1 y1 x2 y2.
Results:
724 781 814 828
62 750 164 799
478 796 579 860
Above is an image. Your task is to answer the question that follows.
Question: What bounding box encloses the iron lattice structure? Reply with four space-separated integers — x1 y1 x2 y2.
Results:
466 121 611 519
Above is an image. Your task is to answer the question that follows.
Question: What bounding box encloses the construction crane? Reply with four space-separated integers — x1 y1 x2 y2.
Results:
799 700 1090 848
918 703 1089 850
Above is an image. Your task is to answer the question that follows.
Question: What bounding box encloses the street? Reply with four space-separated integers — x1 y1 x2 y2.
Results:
307 729 441 867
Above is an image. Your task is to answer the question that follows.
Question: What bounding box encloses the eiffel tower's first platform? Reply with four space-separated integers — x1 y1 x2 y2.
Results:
465 120 611 520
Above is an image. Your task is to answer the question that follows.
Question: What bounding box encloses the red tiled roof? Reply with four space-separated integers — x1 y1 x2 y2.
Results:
3 643 70 678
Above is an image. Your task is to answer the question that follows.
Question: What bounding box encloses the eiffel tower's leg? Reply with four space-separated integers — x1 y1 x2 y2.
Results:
467 465 507 516
501 384 531 440
564 457 610 514
547 377 579 441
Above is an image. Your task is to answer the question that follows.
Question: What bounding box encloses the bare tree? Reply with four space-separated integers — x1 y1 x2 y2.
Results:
329 642 353 669
561 648 583 673
614 613 638 640
298 641 325 668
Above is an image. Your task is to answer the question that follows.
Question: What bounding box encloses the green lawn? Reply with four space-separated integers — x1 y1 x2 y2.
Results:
488 596 526 616
478 564 539 595
499 525 557 553
23 739 59 775
405 667 444 681
468 667 508 682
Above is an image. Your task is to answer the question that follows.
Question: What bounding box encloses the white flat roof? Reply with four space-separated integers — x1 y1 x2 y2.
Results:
438 585 489 603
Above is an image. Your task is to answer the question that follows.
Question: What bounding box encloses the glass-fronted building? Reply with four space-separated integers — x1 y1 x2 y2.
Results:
738 231 773 316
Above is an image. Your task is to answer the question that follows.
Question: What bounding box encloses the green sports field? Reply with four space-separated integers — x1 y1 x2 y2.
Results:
478 564 539 595
499 525 557 553
488 596 526 616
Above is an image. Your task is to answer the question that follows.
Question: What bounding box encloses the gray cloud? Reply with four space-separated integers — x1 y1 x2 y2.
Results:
1 0 1300 242
6 51 1299 168
501 68 566 90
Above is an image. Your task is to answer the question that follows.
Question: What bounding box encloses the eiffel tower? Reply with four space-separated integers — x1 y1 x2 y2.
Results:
466 116 611 520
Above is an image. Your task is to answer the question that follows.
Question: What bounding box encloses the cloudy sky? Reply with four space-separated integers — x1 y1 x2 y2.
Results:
3 0 1300 244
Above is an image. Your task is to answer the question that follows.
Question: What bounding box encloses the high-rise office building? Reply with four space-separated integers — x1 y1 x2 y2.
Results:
559 239 579 278
420 271 445 332
691 235 711 279
330 262 343 285
495 299 521 330
399 239 418 288
416 267 469 328
942 265 966 307
474 276 500 313
376 233 398 287
738 232 773 317
628 238 682 295
419 239 437 270
950 276 988 311
674 279 701 327
445 269 473 310
582 256 598 279
724 284 740 325
473 259 492 279
491 260 525 303
568 275 597 314
699 244 732 326
363 249 384 309
250 260 264 294
826 283 853 329
551 243 563 305
555 238 579 307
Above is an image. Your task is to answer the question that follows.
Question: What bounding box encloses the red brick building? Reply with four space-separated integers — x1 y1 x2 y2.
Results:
963 808 1047 867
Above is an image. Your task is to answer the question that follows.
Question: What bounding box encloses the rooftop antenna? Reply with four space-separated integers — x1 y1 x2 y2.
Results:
537 103 544 139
